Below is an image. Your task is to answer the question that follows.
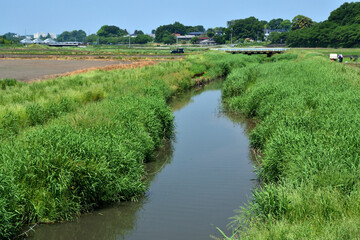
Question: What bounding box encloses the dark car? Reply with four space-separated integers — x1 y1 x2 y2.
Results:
170 48 184 54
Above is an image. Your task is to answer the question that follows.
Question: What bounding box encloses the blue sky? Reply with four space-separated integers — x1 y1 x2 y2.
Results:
1 0 352 35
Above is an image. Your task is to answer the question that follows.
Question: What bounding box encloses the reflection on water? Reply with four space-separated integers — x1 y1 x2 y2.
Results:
28 80 257 240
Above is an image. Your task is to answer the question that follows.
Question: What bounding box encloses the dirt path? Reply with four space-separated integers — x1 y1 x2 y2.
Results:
0 59 135 82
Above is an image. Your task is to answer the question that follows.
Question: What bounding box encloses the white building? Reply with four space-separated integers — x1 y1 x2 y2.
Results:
177 35 196 41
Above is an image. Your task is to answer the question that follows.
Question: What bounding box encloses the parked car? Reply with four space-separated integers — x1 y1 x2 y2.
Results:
171 48 184 54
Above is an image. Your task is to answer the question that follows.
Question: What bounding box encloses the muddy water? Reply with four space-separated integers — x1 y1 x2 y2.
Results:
28 81 257 240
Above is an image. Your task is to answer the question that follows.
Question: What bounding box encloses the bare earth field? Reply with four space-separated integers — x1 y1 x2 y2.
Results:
0 59 133 81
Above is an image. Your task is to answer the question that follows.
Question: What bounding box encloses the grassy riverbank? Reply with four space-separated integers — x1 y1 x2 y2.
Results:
0 52 260 239
223 50 360 239
0 44 207 57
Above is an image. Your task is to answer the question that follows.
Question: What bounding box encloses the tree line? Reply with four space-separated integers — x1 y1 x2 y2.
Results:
284 2 360 48
3 2 359 47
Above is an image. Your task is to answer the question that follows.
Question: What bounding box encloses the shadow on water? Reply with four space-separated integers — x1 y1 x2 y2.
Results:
27 80 258 240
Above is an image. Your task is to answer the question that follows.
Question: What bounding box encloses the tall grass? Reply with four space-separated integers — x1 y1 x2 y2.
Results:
0 52 254 238
223 52 360 239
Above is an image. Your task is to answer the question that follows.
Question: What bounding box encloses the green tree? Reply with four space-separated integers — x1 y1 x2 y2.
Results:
291 15 315 31
155 22 186 43
268 18 283 30
97 25 127 38
163 33 176 44
207 32 215 38
155 22 205 43
134 34 153 44
0 35 13 44
86 34 98 44
279 20 292 31
3 33 20 43
227 16 265 40
56 30 86 42
269 32 287 44
191 37 199 44
214 27 226 34
285 2 360 48
134 30 144 35
328 2 360 25
186 25 205 33
214 35 225 44
56 31 70 41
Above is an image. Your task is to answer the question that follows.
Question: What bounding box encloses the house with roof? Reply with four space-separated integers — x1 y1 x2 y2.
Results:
177 35 196 41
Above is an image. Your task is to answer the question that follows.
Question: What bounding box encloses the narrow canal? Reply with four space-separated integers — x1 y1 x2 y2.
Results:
28 81 257 240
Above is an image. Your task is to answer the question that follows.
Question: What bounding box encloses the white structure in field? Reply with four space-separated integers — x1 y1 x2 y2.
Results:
44 38 56 44
32 38 44 44
20 38 33 44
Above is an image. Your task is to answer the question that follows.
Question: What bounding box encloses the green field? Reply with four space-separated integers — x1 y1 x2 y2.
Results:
0 44 208 57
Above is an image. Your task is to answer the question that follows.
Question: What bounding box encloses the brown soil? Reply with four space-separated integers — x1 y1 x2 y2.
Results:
0 59 156 82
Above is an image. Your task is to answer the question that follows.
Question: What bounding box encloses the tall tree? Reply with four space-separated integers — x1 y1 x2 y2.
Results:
279 20 292 31
134 34 153 44
227 17 265 40
97 25 127 37
134 30 144 35
57 30 86 42
268 18 283 30
328 2 360 25
291 15 315 30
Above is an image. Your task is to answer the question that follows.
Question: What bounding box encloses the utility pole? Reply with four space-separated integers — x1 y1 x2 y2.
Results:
129 30 131 48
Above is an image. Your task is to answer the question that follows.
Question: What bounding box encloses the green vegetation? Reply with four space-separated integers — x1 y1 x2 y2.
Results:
0 45 207 57
286 2 360 47
227 17 267 41
267 19 291 31
155 22 205 43
4 2 359 48
56 30 87 42
0 52 252 239
0 35 15 45
222 50 360 239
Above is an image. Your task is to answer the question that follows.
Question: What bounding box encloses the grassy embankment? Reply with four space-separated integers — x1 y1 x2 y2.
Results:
222 50 360 239
0 52 258 239
0 45 207 57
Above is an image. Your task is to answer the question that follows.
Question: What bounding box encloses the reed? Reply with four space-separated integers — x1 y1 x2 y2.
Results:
0 52 251 238
223 50 360 239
